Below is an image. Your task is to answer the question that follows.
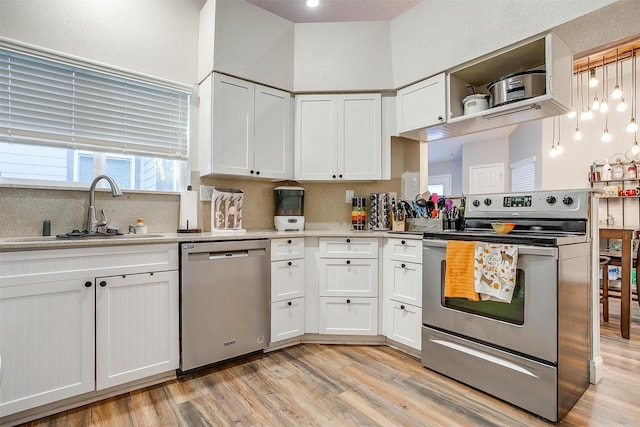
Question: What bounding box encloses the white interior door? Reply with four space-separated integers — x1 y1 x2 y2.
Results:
469 163 504 194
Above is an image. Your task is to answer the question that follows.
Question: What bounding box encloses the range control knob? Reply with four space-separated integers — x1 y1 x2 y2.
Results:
546 195 557 204
484 198 492 206
563 196 574 206
472 199 481 207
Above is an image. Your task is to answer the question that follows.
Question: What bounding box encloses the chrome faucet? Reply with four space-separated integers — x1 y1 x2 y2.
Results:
86 175 123 234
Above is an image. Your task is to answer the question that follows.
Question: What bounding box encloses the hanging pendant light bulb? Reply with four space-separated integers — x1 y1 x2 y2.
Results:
555 118 563 154
549 117 558 157
631 133 640 155
617 96 628 112
584 110 593 120
600 60 608 113
574 127 582 140
612 49 623 99
628 48 638 133
567 110 577 119
589 68 598 88
601 110 612 142
574 106 581 140
592 63 600 111
612 85 623 100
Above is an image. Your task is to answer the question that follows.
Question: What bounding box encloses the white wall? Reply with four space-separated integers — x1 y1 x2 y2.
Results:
429 160 463 195
211 0 294 90
509 121 543 190
462 137 510 193
389 0 616 88
293 21 394 92
0 0 204 84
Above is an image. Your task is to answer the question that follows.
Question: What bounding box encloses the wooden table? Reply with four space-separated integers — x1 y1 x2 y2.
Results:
599 227 636 339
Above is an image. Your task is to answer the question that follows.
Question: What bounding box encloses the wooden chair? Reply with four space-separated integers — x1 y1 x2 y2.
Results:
602 239 640 322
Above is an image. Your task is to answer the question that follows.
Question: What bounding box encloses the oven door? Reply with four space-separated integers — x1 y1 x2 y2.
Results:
422 239 558 363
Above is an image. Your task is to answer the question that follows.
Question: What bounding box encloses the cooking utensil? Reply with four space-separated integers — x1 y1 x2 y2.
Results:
462 93 490 115
487 70 546 108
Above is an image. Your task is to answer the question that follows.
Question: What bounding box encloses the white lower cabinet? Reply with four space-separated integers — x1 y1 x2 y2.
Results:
270 238 305 344
384 300 422 349
383 238 423 351
0 244 178 418
319 296 378 335
317 237 379 335
0 275 95 416
96 270 179 390
271 298 305 342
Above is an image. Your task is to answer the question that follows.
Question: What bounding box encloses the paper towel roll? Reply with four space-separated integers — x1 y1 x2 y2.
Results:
179 188 198 230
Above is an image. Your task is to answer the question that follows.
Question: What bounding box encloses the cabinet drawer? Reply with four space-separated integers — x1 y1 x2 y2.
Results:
271 298 304 343
319 296 378 335
318 258 378 297
385 301 422 350
271 237 305 261
319 237 378 258
387 238 422 263
387 260 422 306
271 259 305 302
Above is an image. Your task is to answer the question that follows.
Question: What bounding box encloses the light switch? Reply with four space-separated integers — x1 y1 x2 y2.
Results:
346 190 354 203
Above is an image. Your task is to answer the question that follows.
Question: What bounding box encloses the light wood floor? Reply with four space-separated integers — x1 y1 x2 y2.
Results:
19 299 640 427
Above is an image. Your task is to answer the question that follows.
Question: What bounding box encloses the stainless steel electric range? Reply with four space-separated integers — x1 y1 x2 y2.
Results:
421 189 593 422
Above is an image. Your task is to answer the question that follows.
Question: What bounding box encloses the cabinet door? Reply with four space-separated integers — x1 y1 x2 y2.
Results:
271 237 305 261
0 277 94 416
319 297 378 335
318 258 378 297
254 84 292 179
385 260 422 306
96 271 179 390
294 95 338 180
271 259 305 302
271 298 305 343
319 237 378 258
396 73 445 134
212 73 255 176
338 94 381 180
384 301 422 350
386 238 423 263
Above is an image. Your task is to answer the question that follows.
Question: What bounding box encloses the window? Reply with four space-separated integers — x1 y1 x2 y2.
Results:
0 44 190 191
510 157 536 191
428 174 452 196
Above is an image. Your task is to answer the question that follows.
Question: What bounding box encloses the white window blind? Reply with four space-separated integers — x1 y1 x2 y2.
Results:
510 157 536 191
0 48 189 159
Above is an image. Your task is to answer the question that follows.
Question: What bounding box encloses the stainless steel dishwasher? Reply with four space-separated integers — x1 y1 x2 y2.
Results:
180 239 270 372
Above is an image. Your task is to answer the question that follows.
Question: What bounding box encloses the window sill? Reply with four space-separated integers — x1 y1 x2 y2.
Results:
0 178 180 196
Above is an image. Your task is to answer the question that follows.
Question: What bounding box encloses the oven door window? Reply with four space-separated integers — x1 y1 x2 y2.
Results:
440 261 525 325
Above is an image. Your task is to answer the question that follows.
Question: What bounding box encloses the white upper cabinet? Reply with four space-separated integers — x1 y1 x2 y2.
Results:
397 33 572 142
200 73 292 179
295 93 381 181
396 73 446 136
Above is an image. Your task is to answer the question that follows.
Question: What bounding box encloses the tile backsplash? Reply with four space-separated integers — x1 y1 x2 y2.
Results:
0 177 401 237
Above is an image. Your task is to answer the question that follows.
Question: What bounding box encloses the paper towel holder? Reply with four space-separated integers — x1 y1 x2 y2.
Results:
177 185 202 233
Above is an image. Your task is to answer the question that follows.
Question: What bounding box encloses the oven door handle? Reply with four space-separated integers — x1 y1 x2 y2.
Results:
423 239 558 257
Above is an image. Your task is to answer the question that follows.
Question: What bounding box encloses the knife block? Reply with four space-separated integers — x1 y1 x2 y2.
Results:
391 211 406 232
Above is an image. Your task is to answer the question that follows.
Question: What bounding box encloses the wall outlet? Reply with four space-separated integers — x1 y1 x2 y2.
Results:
200 185 214 201
346 189 354 203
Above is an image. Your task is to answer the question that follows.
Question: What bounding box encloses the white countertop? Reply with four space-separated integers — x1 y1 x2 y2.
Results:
0 229 424 251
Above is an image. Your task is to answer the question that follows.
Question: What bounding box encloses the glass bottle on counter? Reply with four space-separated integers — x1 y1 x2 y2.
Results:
134 218 148 234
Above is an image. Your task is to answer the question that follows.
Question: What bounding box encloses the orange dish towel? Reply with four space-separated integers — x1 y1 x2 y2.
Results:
444 241 480 301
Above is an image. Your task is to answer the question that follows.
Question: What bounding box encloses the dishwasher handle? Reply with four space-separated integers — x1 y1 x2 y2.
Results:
208 248 266 260
209 250 249 260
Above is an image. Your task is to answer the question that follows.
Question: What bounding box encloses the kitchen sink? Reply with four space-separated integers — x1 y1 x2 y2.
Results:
1 234 165 243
